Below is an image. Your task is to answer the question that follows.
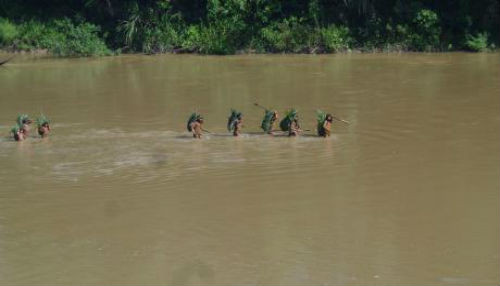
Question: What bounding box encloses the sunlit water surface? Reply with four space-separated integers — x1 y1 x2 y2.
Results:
0 53 499 285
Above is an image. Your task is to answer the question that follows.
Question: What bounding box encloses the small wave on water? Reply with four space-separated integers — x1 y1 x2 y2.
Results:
0 126 343 184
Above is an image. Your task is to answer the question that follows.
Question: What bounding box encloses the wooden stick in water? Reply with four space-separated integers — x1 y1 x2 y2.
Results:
272 129 311 133
0 56 14 66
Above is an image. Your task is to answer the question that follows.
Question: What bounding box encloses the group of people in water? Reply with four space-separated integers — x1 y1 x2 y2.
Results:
10 114 51 141
9 105 346 141
187 103 347 139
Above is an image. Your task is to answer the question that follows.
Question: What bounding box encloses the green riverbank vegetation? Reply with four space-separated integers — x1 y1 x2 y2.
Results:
0 0 498 56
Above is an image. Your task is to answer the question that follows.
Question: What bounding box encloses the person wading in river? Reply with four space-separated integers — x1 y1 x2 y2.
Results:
317 110 333 137
17 114 32 137
36 114 51 138
254 103 279 134
289 115 301 136
11 124 26 141
227 109 243 136
187 113 204 139
261 109 279 134
317 110 350 136
280 109 301 136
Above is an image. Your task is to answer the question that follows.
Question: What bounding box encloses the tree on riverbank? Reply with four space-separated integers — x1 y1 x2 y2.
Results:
0 0 498 56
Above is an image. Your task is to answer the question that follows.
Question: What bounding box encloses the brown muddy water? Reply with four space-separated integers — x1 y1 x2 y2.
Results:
0 53 499 285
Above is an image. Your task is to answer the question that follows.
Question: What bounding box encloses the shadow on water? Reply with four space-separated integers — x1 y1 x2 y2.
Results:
171 260 215 285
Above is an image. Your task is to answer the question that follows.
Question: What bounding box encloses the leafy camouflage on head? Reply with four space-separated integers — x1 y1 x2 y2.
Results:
316 110 327 136
227 109 242 132
36 114 50 128
261 109 275 132
279 109 298 131
16 114 31 125
187 112 202 132
10 124 20 135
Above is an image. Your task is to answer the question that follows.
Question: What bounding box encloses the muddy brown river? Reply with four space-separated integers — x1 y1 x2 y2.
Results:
0 53 499 285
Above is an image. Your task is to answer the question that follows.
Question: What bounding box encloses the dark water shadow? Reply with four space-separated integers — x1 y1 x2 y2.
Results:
171 260 215 285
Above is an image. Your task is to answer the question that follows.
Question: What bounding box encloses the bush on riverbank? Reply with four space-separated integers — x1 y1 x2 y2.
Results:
0 17 111 56
258 19 352 53
0 18 18 44
465 32 493 52
1 0 498 56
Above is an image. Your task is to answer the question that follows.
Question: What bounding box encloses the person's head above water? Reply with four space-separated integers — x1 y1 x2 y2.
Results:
326 114 333 122
17 114 32 126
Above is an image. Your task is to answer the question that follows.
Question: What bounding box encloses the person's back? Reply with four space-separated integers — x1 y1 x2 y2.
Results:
190 120 202 138
233 117 243 136
323 117 332 137
282 109 300 136
289 119 301 136
319 114 333 137
187 113 204 139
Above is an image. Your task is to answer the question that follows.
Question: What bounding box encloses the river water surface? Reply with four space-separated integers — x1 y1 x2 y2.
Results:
0 53 499 285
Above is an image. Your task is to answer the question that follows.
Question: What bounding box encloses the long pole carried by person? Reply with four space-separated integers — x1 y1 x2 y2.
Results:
253 102 268 110
332 116 350 124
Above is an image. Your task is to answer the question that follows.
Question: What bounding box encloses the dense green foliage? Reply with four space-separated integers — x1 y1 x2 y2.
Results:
0 17 111 56
465 32 491 52
0 0 498 56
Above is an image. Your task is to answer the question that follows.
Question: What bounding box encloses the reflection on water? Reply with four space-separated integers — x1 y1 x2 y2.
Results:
0 53 499 285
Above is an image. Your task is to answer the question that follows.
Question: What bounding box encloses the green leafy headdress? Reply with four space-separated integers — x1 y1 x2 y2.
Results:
36 114 50 128
10 124 20 135
261 109 275 132
16 114 31 126
279 109 298 131
316 110 327 135
187 112 203 132
227 109 242 132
